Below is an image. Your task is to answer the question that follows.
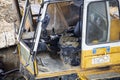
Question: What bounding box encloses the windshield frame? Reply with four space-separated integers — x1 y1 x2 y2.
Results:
82 0 120 51
86 1 109 45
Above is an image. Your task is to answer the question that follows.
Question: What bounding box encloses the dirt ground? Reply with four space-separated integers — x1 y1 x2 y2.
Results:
0 46 24 80
0 0 36 79
0 0 19 66
0 0 21 79
0 0 18 23
0 46 19 70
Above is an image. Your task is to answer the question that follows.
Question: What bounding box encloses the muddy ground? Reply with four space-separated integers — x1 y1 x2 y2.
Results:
0 46 18 70
0 46 23 80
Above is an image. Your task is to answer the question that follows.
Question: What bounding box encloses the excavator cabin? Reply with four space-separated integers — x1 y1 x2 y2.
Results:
18 0 120 80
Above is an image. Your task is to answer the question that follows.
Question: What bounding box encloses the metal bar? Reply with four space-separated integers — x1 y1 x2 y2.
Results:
17 0 29 41
47 0 71 3
33 3 49 52
40 0 71 4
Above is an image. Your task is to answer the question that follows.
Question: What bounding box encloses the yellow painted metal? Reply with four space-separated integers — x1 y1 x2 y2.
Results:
20 57 35 75
36 67 80 79
19 43 120 79
19 45 120 79
110 19 120 41
77 65 120 80
78 74 88 80
34 59 39 75
35 64 120 80
18 43 35 75
81 46 120 69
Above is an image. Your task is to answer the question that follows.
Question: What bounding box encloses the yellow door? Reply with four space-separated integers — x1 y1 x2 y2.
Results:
81 0 120 69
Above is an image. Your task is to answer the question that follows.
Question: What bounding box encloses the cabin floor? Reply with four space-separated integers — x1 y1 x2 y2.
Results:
37 52 80 73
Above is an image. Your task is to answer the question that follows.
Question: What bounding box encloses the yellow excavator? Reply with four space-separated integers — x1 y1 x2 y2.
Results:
17 0 120 79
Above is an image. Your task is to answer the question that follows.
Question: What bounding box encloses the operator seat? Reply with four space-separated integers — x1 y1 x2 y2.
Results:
74 21 82 37
65 21 82 38
59 21 82 66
